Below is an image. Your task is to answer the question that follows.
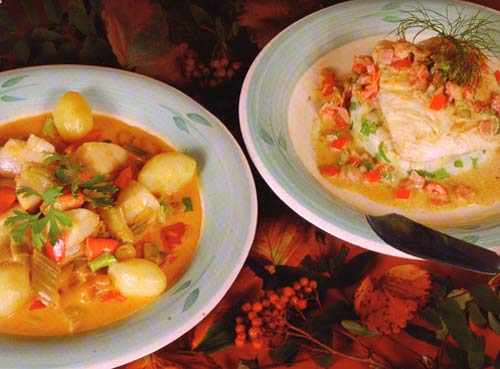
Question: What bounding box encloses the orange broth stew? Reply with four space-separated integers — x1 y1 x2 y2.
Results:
0 92 202 336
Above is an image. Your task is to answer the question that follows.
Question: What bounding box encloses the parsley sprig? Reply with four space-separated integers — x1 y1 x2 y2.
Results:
43 153 118 208
5 187 72 250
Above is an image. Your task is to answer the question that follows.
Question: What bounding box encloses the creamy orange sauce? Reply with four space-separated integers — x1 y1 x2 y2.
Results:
0 114 202 336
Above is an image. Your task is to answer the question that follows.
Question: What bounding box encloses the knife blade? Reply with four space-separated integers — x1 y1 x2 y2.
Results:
366 213 500 274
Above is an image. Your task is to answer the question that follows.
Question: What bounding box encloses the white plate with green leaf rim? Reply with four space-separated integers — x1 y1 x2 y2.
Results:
0 65 257 369
239 0 500 258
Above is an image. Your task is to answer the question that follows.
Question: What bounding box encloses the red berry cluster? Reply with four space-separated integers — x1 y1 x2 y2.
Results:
182 49 243 88
234 277 318 349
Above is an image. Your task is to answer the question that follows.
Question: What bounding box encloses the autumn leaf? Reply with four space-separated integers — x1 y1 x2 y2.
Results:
238 0 321 48
101 0 189 86
354 265 432 334
191 267 263 349
122 351 221 369
250 215 320 274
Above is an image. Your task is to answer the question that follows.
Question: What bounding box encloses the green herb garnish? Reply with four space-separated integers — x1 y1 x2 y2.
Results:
88 252 117 272
5 187 72 250
360 119 378 136
394 4 499 88
377 141 391 163
182 197 193 212
454 159 464 168
434 168 450 180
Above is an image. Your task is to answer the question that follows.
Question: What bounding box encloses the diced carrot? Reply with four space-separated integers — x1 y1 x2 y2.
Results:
331 136 351 150
392 56 412 70
346 156 361 166
430 92 447 110
0 186 16 214
45 236 66 263
495 70 500 82
364 168 382 183
63 129 102 154
29 299 47 310
114 166 133 189
394 187 411 200
85 237 120 260
320 165 341 177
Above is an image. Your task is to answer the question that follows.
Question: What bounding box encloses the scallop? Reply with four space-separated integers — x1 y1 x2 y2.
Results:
108 258 167 297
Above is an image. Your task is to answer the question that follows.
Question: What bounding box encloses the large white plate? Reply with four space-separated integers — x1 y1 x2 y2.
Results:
0 65 257 369
239 0 500 258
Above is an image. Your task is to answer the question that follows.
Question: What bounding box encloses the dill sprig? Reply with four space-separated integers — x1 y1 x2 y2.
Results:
393 3 499 87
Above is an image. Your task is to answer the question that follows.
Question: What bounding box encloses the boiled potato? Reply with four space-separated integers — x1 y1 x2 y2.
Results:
138 152 196 196
72 142 128 175
108 258 167 297
53 91 94 142
0 263 31 317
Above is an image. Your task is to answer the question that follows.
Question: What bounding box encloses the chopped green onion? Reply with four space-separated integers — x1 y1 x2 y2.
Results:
454 160 464 168
88 252 117 272
42 117 56 136
349 100 359 112
377 141 391 163
414 169 434 179
433 168 449 180
360 119 378 136
472 157 479 169
182 197 193 212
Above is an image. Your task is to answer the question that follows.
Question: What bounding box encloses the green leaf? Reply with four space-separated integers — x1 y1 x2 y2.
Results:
183 288 199 312
469 302 487 328
21 0 39 27
174 116 189 133
315 354 332 367
1 96 25 102
174 280 191 294
0 9 17 32
32 27 66 42
194 315 236 353
300 255 326 273
418 307 442 327
272 339 299 363
43 0 62 23
437 298 479 351
189 4 213 26
447 288 472 310
335 251 376 288
341 320 379 337
69 0 96 35
1 75 28 88
42 117 55 136
13 40 31 64
187 112 212 127
215 18 226 42
488 312 500 335
329 245 349 274
258 126 274 145
404 324 440 345
469 284 500 315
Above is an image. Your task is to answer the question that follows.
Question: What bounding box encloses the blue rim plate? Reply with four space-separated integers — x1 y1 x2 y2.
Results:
239 0 500 258
0 65 257 369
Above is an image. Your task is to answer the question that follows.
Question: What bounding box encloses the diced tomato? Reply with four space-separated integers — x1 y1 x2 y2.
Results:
352 63 366 73
0 186 16 214
331 136 351 150
394 187 411 200
364 168 382 183
322 75 334 86
114 166 133 189
429 92 447 110
392 56 412 70
334 111 350 130
29 299 47 310
346 156 361 166
495 70 500 82
99 290 127 302
45 235 66 263
320 165 341 177
159 222 186 252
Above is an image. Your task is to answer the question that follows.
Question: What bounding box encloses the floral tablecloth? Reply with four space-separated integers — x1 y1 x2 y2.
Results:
1 1 500 368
